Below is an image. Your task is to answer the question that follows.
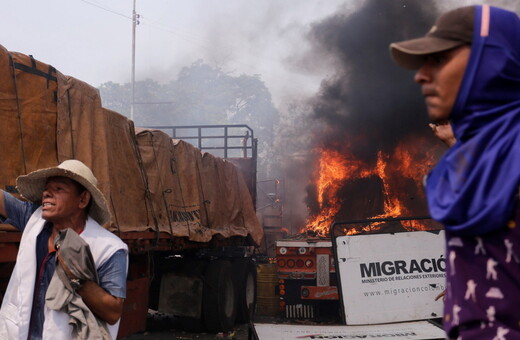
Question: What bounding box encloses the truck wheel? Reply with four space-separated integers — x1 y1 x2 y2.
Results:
203 260 237 332
233 258 257 323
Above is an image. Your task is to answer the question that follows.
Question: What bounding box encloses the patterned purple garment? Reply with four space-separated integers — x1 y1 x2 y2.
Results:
444 203 520 339
422 5 520 339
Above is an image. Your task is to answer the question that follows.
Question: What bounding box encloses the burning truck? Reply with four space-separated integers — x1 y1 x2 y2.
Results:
276 142 443 320
271 0 448 322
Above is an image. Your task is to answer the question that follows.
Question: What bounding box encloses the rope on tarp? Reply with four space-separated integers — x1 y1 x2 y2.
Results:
195 150 211 231
8 52 27 175
109 195 120 231
172 139 206 241
66 90 76 159
12 55 57 85
149 131 172 239
134 129 159 240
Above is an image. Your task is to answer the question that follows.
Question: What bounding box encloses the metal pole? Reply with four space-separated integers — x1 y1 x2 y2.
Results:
131 0 137 121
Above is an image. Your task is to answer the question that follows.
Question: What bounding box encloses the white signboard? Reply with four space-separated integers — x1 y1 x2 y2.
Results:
335 231 445 325
253 321 445 340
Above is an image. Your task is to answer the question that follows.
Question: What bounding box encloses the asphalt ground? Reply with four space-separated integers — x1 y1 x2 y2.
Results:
121 324 250 340
120 312 260 340
120 314 327 340
120 313 445 340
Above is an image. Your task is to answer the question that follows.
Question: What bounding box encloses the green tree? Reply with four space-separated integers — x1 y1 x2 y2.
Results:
98 60 280 179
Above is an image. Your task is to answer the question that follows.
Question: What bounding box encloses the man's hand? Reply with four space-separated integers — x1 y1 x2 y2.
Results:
77 281 124 325
57 251 124 325
435 290 446 302
429 121 456 147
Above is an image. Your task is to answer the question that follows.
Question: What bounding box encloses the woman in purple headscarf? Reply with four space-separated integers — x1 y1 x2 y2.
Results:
390 5 520 339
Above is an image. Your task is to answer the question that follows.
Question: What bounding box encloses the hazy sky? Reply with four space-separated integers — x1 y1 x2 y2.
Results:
1 0 349 108
3 1 519 111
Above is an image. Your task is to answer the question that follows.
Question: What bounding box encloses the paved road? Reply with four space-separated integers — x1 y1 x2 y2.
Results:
119 313 349 340
121 326 250 340
120 313 252 340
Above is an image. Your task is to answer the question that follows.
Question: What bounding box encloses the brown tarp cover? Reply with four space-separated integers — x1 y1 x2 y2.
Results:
55 74 156 233
0 45 262 246
0 47 59 184
135 129 263 244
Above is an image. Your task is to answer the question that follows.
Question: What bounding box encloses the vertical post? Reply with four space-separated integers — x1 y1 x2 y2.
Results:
131 0 137 121
224 126 228 159
242 130 250 158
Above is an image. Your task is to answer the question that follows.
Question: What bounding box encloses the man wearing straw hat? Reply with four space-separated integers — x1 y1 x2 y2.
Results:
0 160 128 339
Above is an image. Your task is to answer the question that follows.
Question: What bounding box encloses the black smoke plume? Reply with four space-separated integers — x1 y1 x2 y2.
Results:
280 1 520 232
301 0 445 224
309 0 439 162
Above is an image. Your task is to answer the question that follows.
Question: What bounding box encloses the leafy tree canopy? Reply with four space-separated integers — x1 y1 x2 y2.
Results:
99 60 280 178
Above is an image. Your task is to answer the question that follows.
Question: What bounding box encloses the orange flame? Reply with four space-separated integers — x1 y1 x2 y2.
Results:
303 147 374 236
303 136 439 236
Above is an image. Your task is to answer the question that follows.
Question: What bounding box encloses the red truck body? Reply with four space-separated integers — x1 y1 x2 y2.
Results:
276 238 340 320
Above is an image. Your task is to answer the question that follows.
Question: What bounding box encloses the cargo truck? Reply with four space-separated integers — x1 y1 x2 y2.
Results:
0 45 263 338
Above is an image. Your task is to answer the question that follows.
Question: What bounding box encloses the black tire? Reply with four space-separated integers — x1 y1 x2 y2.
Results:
203 260 237 332
233 258 257 323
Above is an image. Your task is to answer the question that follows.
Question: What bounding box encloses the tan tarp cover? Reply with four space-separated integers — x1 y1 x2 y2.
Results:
0 47 59 185
200 152 261 243
55 73 155 233
135 129 263 244
0 45 262 245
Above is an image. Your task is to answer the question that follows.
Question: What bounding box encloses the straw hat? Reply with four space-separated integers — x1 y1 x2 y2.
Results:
16 160 111 225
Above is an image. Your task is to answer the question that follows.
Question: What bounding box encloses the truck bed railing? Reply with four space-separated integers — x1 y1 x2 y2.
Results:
146 124 256 159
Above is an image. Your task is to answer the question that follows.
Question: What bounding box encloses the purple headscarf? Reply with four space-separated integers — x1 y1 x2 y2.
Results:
426 5 520 236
